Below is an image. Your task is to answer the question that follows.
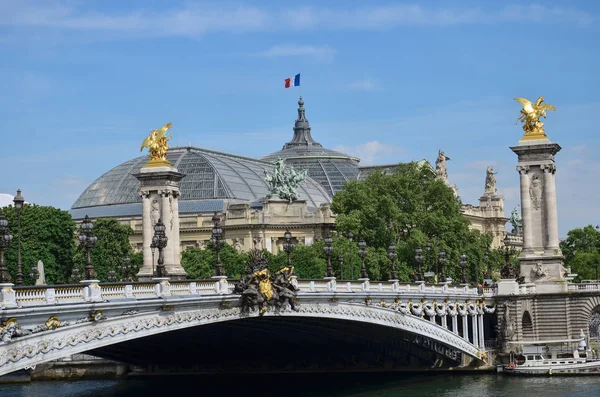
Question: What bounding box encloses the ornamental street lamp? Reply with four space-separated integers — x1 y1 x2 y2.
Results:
70 267 81 283
29 264 39 284
0 211 13 283
107 270 117 282
438 250 447 281
499 235 517 279
150 240 157 275
78 215 98 280
348 231 354 279
13 189 24 286
211 212 224 277
118 256 133 282
460 253 469 284
358 238 368 279
152 218 168 278
388 242 398 281
283 230 295 267
323 234 334 278
425 240 432 272
415 247 424 281
338 255 344 279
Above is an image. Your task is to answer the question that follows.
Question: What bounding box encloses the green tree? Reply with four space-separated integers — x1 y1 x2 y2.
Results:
331 162 495 282
72 218 134 282
181 244 248 279
0 204 76 285
560 225 600 281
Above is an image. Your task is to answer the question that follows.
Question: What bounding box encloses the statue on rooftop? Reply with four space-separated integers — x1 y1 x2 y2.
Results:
514 96 556 139
264 158 308 203
484 166 497 195
510 206 523 235
435 150 450 182
140 122 173 165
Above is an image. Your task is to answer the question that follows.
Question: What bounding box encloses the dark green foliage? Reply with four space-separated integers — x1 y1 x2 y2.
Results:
560 225 600 282
181 244 248 279
331 162 497 282
0 204 76 285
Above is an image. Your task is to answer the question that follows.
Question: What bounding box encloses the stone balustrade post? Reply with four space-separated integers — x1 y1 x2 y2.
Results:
0 283 16 308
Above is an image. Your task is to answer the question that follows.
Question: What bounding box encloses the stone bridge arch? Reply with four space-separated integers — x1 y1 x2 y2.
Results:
0 301 482 376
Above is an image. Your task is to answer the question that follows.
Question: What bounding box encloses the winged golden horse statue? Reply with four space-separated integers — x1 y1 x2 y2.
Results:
140 122 173 165
514 96 556 139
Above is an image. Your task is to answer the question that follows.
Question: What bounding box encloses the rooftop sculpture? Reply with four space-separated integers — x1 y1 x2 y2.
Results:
140 122 173 166
510 206 523 235
514 96 556 140
264 158 308 203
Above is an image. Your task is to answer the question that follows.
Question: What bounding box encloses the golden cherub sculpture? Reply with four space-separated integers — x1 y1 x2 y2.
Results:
141 122 173 166
514 96 556 140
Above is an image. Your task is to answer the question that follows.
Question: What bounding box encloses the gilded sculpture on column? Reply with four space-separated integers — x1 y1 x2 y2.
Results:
514 96 556 140
140 122 173 166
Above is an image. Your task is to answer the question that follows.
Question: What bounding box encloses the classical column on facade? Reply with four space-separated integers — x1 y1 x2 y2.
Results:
134 165 186 281
517 165 533 252
461 312 469 342
541 163 560 253
471 312 479 348
138 190 153 278
478 313 485 349
511 139 565 293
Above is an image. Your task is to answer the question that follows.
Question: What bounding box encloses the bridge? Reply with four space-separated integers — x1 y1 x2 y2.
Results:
0 279 496 376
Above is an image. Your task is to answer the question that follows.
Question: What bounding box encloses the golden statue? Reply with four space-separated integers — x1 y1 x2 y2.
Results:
514 96 556 140
140 122 173 166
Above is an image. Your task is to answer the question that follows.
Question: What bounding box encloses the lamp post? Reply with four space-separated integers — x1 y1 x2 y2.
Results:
0 211 13 283
210 212 224 277
358 238 368 280
107 270 117 282
29 264 39 284
338 255 344 279
70 267 81 283
425 240 432 273
323 234 334 278
152 218 168 278
499 235 517 279
118 256 133 282
78 215 98 280
348 231 354 279
150 240 157 275
460 253 469 284
438 250 447 282
388 242 398 281
283 230 295 267
415 247 424 281
12 189 24 286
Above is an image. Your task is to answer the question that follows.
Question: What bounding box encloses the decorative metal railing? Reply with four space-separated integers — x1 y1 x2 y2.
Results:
1 279 487 309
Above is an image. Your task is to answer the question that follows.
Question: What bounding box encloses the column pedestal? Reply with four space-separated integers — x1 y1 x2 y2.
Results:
134 165 187 280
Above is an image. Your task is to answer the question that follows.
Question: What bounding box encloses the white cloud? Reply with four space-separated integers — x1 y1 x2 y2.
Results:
347 78 381 92
252 45 335 62
335 141 403 166
0 3 593 39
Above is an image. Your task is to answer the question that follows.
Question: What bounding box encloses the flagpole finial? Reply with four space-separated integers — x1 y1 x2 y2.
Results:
298 96 304 107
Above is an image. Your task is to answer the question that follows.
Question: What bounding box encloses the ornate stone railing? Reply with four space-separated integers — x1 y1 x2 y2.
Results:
568 283 600 292
1 279 486 309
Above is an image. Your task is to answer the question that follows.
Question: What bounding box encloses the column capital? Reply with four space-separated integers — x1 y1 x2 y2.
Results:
171 190 181 199
139 190 150 199
159 189 172 197
540 163 557 174
516 165 530 175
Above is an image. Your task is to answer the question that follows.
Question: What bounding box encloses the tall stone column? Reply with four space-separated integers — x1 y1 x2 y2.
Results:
462 314 469 342
478 314 485 349
139 191 153 278
471 313 478 347
541 163 560 252
511 138 566 293
134 165 186 280
517 165 533 252
452 315 458 335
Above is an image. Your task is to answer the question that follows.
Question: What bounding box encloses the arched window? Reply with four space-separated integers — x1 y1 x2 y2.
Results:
589 307 600 339
522 311 533 339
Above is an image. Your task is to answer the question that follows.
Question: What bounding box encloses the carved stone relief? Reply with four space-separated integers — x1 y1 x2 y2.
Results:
529 174 543 210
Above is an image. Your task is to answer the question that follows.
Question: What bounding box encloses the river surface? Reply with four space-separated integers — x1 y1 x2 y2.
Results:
1 373 599 396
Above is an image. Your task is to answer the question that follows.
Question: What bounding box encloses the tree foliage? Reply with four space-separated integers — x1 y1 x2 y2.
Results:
560 225 600 281
0 204 76 285
331 162 498 282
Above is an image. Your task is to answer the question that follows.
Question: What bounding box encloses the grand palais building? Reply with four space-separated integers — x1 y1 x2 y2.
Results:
69 98 508 254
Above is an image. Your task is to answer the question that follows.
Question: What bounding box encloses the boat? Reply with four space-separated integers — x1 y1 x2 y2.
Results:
499 330 600 375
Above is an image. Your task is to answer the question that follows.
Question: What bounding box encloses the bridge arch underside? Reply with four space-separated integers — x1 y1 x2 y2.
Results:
89 316 463 373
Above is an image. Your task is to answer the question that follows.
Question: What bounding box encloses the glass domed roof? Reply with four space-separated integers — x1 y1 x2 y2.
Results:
70 147 331 219
261 97 360 197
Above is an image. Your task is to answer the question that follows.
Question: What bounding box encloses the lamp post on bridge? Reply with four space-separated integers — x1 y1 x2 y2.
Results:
107 270 117 282
210 212 224 278
12 189 25 286
499 235 517 279
388 242 398 281
118 255 134 282
348 231 354 279
438 250 447 283
460 253 469 285
152 218 168 278
338 255 344 280
29 264 39 284
0 211 14 284
415 247 424 282
358 238 368 280
323 234 334 278
283 230 295 267
78 215 98 281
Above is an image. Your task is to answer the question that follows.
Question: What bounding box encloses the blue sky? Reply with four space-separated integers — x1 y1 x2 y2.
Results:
0 0 598 237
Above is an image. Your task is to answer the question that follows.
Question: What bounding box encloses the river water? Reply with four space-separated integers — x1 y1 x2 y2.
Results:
1 373 599 397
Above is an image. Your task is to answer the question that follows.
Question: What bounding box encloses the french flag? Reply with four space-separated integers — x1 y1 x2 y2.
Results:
284 74 300 88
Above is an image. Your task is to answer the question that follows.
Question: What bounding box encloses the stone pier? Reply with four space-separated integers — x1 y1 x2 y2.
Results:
134 165 186 280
